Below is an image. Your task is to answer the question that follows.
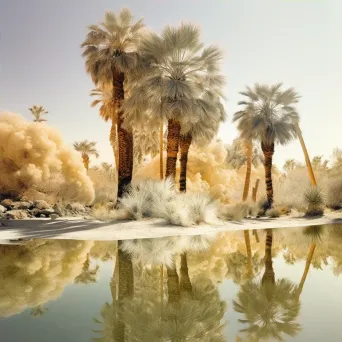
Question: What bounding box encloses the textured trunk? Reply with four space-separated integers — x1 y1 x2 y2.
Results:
82 153 89 171
262 229 275 285
296 243 316 298
110 122 119 171
165 119 181 180
242 141 253 201
261 141 275 208
180 253 193 294
160 121 164 180
160 264 164 313
116 240 134 341
244 230 253 278
295 123 317 186
113 71 133 199
167 259 180 304
252 179 260 202
179 133 192 192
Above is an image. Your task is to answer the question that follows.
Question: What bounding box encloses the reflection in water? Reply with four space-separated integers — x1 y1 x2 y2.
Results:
2 225 342 341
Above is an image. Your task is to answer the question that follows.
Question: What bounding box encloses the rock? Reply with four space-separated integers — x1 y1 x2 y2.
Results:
29 208 40 217
39 208 55 217
13 201 33 210
70 203 86 212
1 199 15 209
34 200 51 210
50 214 59 220
5 210 29 220
53 204 64 217
0 205 7 213
40 214 46 218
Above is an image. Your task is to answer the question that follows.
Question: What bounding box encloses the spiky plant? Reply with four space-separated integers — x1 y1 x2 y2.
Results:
303 186 325 216
123 23 226 182
81 9 145 199
233 84 300 208
29 105 48 122
73 140 99 170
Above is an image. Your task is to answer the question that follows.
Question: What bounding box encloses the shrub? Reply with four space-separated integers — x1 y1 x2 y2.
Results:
219 201 258 221
303 186 325 217
265 208 281 218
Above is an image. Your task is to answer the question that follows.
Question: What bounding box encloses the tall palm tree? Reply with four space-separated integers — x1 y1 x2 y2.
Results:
81 9 145 199
233 84 299 207
29 105 48 122
234 229 301 341
73 140 99 170
123 24 225 180
74 254 100 284
90 87 119 169
226 138 264 201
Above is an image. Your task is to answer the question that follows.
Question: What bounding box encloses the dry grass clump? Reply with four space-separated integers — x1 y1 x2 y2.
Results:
117 179 220 226
219 201 258 221
265 208 281 218
325 178 342 209
304 186 325 217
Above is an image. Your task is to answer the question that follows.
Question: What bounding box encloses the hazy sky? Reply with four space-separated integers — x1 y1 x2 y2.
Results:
0 0 340 168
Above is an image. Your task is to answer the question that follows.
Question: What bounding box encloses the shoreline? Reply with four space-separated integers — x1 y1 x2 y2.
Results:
1 212 342 241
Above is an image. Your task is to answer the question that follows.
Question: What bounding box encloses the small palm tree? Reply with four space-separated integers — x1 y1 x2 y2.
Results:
91 87 119 169
82 9 145 199
30 305 48 317
73 140 99 170
74 254 100 284
233 83 299 207
226 138 264 201
29 105 48 122
283 159 297 173
311 155 329 171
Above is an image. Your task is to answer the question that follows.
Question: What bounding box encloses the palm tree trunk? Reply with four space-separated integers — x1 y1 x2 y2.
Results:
296 243 316 298
262 229 275 285
179 133 192 192
110 122 119 171
242 141 252 201
165 119 181 180
116 240 134 341
160 264 164 313
244 230 253 278
160 121 164 180
180 253 193 294
82 153 90 171
295 123 317 186
113 71 133 199
252 179 260 202
252 230 260 243
167 258 180 304
261 142 275 208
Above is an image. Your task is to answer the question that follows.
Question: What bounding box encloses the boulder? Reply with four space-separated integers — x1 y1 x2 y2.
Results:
53 204 64 217
5 210 29 220
39 208 55 217
1 199 15 209
0 205 7 213
12 201 33 210
34 200 51 210
50 214 59 220
40 214 46 218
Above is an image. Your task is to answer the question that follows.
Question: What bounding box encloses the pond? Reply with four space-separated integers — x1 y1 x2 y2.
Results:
1 225 342 341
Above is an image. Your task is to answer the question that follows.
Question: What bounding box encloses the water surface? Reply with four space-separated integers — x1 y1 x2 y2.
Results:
1 224 342 341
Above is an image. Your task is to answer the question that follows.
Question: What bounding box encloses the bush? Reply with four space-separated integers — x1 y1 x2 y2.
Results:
219 201 258 221
326 178 342 209
265 208 281 218
303 186 325 217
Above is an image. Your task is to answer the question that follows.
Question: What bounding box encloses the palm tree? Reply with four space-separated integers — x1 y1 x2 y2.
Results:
74 254 100 284
283 159 297 173
81 9 145 199
29 105 48 122
233 84 299 207
226 138 264 201
90 87 119 169
73 140 99 170
311 155 329 171
30 305 48 317
123 24 225 180
233 229 301 341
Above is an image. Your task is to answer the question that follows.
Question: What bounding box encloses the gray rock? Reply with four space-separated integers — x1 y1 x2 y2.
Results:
40 214 46 218
0 205 7 213
34 200 51 210
5 210 29 220
39 208 55 217
13 201 32 210
1 199 14 209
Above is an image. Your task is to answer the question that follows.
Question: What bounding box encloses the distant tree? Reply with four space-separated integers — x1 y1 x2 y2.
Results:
29 105 48 122
73 140 99 170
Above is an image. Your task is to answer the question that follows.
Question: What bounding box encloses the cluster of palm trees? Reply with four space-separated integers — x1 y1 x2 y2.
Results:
80 8 318 208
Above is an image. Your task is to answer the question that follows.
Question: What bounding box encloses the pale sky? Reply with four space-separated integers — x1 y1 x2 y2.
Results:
0 0 340 168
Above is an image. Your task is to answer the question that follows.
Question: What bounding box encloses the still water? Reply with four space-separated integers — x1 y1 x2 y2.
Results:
1 225 342 342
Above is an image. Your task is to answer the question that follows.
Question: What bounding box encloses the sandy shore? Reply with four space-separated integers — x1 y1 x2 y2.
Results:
0 212 341 241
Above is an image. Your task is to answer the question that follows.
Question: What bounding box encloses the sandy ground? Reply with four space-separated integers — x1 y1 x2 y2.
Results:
0 212 341 241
